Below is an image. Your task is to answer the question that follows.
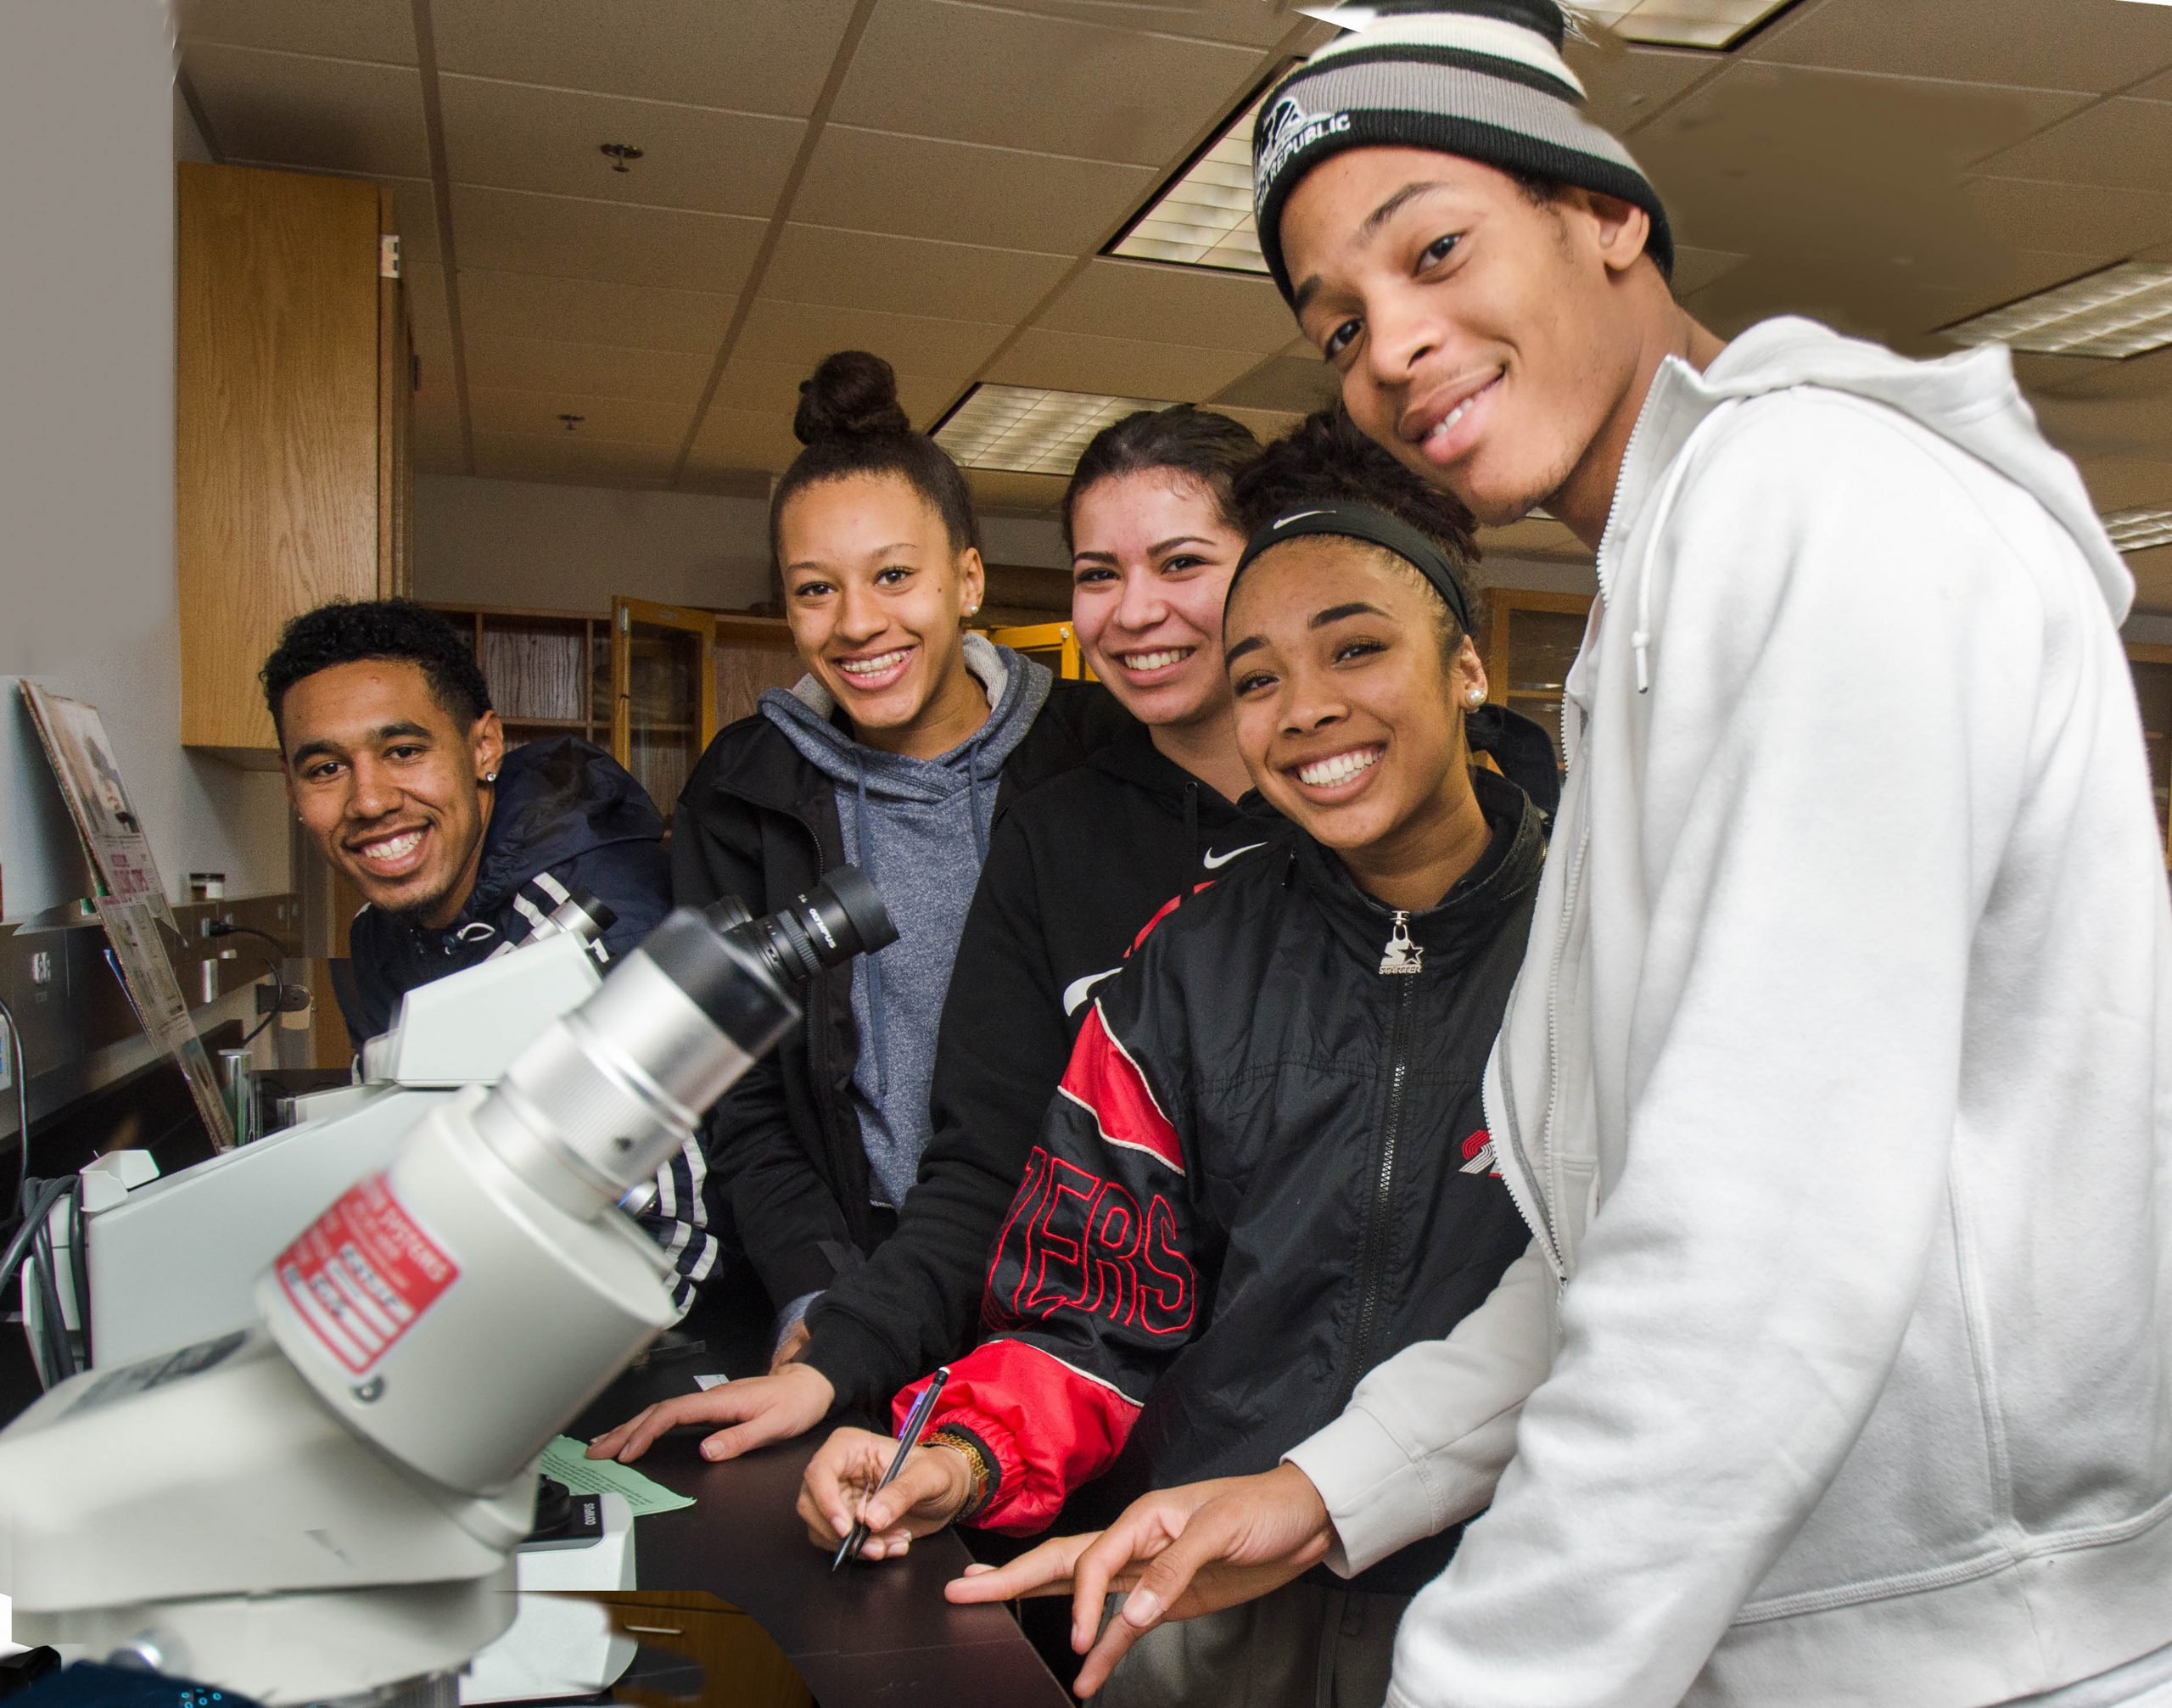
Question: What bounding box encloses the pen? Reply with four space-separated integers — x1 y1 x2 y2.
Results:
831 1365 950 1573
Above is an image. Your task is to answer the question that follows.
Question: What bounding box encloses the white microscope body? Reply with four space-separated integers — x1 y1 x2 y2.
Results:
0 875 892 1705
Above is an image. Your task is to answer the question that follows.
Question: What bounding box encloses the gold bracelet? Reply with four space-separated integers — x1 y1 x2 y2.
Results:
927 1426 994 1520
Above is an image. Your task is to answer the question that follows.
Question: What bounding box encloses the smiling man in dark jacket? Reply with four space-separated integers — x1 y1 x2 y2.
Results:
263 597 717 1313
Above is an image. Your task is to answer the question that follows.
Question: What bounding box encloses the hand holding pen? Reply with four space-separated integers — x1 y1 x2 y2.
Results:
798 1368 969 1569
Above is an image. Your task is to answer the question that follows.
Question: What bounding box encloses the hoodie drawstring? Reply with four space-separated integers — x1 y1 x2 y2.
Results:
852 749 887 1100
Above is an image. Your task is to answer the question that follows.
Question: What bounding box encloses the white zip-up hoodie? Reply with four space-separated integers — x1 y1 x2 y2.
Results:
1284 317 2172 1706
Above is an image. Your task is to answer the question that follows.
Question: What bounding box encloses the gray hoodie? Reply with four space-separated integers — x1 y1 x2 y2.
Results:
759 632 1051 1214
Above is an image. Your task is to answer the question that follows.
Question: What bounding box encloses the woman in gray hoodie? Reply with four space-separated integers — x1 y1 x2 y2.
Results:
666 350 1125 1362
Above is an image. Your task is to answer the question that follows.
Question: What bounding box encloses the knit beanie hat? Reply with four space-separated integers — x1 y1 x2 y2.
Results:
1250 0 1674 301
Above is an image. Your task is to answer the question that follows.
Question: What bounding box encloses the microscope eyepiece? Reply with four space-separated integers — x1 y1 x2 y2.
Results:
704 867 898 988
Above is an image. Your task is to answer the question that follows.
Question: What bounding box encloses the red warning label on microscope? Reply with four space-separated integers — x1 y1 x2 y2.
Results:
274 1173 460 1375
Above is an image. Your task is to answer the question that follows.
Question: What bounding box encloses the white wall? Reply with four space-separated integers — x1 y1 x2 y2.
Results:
0 2 288 921
411 471 1073 613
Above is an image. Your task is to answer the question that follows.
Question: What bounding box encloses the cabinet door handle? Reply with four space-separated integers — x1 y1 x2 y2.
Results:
621 1622 686 1637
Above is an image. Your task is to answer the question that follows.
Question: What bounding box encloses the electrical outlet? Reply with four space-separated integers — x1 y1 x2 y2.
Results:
28 951 53 988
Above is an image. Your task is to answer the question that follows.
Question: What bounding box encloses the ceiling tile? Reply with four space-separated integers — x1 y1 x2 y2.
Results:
1749 0 2172 95
2035 344 2172 406
430 0 855 117
451 185 764 294
1671 244 1750 296
764 224 1074 324
1213 405 1307 445
2135 66 2172 102
1962 176 2172 265
2130 544 2172 613
439 76 803 217
177 0 417 64
473 432 675 484
988 328 1257 399
736 299 1014 378
465 335 712 405
965 468 1072 514
831 0 1263 166
468 389 692 448
1565 40 1716 137
1037 259 1298 353
712 356 966 429
182 43 431 177
690 405 808 473
1977 98 2172 195
795 125 1158 253
403 259 456 377
1210 353 1340 414
980 0 1321 50
2009 389 2172 461
458 269 734 353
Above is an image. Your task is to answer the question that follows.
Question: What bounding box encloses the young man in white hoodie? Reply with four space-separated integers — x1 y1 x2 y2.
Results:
950 3 2172 1704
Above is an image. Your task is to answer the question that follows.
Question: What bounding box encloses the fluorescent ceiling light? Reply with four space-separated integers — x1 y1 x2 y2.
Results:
1301 0 1797 49
1943 262 2172 360
935 384 1177 477
1109 92 1269 274
2104 508 2172 553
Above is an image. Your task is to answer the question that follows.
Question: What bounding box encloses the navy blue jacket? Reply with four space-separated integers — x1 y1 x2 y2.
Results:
340 736 714 1312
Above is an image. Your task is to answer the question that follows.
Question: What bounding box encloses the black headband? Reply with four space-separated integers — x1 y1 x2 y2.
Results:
1231 501 1473 636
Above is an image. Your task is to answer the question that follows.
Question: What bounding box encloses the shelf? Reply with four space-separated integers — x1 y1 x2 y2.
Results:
499 716 591 730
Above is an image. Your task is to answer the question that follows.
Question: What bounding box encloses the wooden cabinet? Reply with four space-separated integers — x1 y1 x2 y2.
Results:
1482 588 1593 771
424 603 609 753
177 162 410 761
990 619 1090 680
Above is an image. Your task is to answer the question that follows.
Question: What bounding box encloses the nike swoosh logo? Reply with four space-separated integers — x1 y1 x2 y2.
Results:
1063 966 1122 1017
1201 842 1267 871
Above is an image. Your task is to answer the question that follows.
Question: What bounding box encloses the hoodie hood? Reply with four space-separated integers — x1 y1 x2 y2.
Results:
467 736 663 917
1610 316 2133 630
758 630 1052 803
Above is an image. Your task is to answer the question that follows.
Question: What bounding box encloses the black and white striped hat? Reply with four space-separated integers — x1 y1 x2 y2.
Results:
1250 1 1674 302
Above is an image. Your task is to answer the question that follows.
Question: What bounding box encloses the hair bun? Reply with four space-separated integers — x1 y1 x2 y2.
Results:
793 350 911 445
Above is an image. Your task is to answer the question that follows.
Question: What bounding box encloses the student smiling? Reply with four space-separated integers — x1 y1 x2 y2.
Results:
795 411 1559 1708
665 350 1124 1364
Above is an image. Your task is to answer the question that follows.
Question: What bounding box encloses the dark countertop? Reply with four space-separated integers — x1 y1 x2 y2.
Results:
573 1341 1072 1707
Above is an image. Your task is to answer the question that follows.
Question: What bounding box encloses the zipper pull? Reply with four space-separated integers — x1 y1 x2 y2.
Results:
1378 910 1422 976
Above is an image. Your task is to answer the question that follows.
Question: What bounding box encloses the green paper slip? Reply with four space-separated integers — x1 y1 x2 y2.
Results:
539 1434 697 1517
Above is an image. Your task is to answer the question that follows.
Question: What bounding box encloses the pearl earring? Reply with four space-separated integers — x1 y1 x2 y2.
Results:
482 770 497 783
1467 689 1486 708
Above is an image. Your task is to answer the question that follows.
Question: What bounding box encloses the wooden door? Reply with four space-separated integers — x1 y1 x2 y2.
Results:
611 599 718 815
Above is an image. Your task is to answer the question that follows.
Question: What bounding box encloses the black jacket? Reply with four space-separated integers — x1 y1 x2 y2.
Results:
805 708 1559 1412
341 736 714 1311
672 680 1131 1315
916 762 1547 1593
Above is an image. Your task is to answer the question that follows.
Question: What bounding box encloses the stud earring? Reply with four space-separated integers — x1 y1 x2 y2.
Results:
1467 688 1486 708
482 770 497 784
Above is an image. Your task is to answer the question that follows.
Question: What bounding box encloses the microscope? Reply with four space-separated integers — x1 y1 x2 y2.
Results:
0 872 894 1705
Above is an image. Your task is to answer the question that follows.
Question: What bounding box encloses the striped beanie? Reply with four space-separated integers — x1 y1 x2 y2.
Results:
1250 0 1674 301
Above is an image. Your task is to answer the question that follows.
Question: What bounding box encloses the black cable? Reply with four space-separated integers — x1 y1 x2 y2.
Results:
0 1179 70 1334
239 1005 279 1050
28 1206 73 1385
0 993 30 1216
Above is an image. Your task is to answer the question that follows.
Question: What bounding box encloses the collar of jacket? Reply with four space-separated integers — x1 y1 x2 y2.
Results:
1287 765 1545 967
427 735 663 938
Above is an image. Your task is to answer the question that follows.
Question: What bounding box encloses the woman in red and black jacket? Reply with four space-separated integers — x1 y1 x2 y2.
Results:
799 413 1554 1706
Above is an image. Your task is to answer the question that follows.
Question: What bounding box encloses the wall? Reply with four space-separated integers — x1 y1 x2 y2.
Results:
411 471 1072 613
0 2 288 922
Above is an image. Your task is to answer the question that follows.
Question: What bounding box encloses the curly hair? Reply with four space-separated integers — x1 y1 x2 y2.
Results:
1231 407 1481 647
261 598 492 744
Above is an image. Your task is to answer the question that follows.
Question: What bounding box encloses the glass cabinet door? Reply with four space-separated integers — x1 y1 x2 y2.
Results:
1481 590 1593 771
611 597 717 816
